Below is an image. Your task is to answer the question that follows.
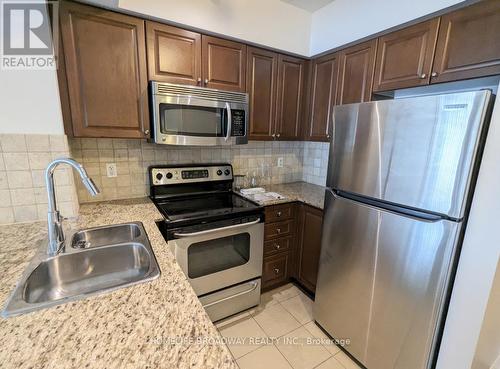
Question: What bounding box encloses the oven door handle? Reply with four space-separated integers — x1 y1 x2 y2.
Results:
225 102 232 142
202 280 259 309
173 218 260 238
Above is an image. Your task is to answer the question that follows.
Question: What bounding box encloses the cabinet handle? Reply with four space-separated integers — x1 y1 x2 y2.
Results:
327 134 330 139
276 133 281 138
276 228 281 234
431 72 438 77
420 73 427 79
197 77 201 84
272 133 276 138
144 129 150 135
276 211 282 217
204 78 209 85
274 268 280 274
274 243 280 250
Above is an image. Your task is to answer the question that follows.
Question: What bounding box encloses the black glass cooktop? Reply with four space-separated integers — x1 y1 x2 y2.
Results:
154 192 261 224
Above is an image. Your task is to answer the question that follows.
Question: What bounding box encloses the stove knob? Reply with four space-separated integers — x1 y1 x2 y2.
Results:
217 170 223 176
166 172 173 179
224 169 230 176
155 173 163 181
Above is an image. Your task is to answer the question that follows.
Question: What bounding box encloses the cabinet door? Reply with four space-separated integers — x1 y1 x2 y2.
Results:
60 2 149 138
146 21 201 85
297 204 324 292
432 0 500 83
336 39 377 105
202 35 246 92
276 55 305 140
60 1 149 138
373 19 440 91
247 47 278 140
306 53 339 141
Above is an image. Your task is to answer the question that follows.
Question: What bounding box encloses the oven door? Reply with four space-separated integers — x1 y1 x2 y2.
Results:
152 94 248 146
169 219 264 296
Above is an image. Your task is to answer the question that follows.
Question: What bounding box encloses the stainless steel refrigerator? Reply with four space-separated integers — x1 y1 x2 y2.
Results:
313 90 492 369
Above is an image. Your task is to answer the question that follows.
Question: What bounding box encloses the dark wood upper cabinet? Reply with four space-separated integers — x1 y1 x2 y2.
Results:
432 0 500 83
373 19 440 91
59 1 149 138
306 53 339 141
202 35 246 92
296 204 323 293
275 55 305 140
246 47 278 140
146 21 201 85
336 39 377 105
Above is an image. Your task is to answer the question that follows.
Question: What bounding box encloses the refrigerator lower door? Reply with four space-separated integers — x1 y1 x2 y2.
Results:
313 190 461 369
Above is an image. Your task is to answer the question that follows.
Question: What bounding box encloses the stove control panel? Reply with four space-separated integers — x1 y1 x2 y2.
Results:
151 165 233 186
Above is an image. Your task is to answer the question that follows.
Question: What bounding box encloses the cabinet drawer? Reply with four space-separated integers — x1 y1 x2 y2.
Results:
265 219 294 240
262 253 289 287
265 203 295 222
264 236 293 256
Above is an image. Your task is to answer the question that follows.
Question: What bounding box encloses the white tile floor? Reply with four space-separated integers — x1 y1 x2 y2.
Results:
216 283 363 369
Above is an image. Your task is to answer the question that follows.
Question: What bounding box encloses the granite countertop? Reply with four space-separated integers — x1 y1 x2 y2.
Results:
0 198 236 369
240 181 326 209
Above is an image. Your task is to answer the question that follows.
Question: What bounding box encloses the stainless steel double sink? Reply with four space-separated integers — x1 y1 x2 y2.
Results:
2 222 160 317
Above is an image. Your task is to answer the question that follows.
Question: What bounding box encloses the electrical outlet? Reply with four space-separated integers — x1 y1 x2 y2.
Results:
277 157 284 168
106 163 117 178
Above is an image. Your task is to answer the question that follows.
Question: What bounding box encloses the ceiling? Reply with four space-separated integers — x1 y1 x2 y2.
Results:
280 0 335 13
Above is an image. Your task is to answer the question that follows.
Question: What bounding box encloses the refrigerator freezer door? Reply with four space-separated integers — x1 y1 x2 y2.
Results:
328 90 491 219
313 190 461 369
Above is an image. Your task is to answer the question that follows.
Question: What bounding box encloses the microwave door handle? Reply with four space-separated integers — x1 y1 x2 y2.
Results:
225 102 232 142
173 218 260 238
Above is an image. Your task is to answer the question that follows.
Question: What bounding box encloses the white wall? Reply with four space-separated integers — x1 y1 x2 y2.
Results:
101 0 312 56
0 69 64 135
310 0 466 55
472 260 500 369
435 84 500 369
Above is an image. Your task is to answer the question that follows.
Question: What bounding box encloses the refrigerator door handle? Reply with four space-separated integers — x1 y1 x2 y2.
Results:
329 188 449 222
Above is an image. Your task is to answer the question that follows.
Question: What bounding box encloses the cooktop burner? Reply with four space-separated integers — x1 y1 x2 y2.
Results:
149 163 263 227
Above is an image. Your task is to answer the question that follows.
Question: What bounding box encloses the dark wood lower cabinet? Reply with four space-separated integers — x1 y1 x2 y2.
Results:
295 204 324 293
262 203 296 291
261 202 324 294
262 253 291 288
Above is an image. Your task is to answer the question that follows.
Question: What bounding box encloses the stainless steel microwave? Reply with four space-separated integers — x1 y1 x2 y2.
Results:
150 82 249 146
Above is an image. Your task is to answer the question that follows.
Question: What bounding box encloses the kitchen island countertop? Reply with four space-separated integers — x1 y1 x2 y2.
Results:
0 198 236 369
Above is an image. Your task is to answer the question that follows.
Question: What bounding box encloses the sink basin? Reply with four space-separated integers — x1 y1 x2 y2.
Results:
24 243 151 303
2 222 160 317
71 223 141 249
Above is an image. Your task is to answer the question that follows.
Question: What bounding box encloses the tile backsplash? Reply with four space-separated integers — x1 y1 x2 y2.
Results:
69 139 306 203
0 134 79 224
302 141 329 186
0 135 330 224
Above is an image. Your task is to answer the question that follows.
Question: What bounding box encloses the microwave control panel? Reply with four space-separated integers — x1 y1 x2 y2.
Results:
231 110 246 137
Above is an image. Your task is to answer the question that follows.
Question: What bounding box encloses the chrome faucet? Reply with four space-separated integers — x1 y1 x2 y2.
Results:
45 158 100 256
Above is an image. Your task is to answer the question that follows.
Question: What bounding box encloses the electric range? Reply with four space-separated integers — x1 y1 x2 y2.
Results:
149 163 264 322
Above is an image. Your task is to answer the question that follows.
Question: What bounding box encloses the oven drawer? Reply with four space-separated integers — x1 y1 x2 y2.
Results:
265 203 295 222
199 278 261 322
264 236 293 256
262 253 290 288
265 219 294 240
